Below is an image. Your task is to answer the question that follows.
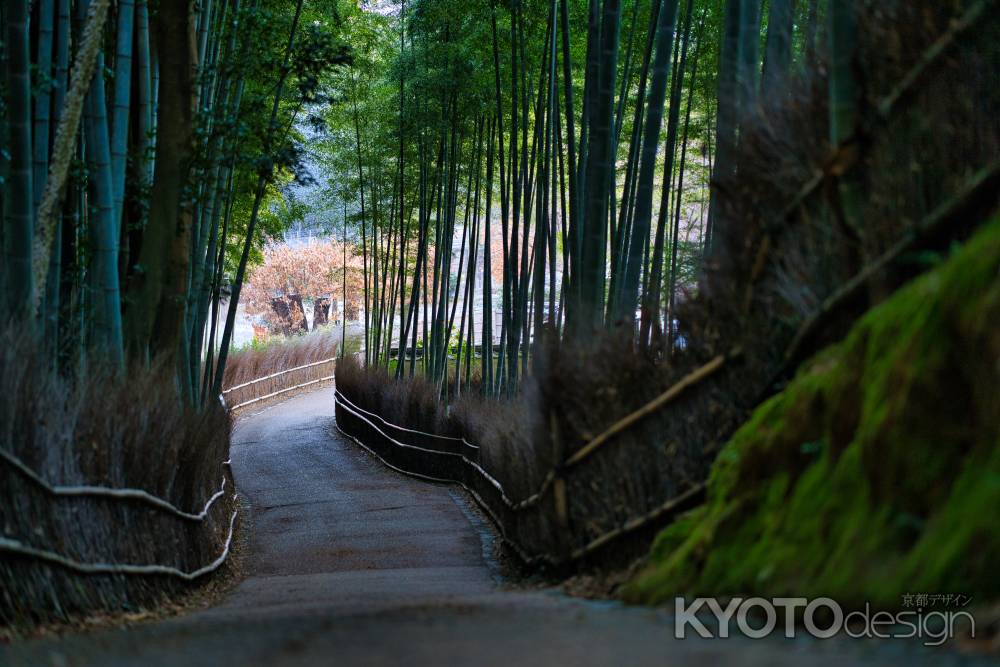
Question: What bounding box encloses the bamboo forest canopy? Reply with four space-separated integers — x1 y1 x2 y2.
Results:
0 0 349 403
3 0 992 402
312 0 838 396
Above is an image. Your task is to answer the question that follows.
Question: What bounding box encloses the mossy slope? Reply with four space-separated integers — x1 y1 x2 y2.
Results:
625 216 1000 607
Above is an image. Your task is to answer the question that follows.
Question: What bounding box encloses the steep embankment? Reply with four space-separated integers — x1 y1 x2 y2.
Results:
626 215 1000 607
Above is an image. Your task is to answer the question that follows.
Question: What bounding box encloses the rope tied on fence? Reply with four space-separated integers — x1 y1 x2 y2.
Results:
1 452 237 580
31 0 113 311
222 356 338 411
0 447 230 522
0 354 344 581
0 507 239 581
335 347 732 516
222 356 338 394
334 356 716 567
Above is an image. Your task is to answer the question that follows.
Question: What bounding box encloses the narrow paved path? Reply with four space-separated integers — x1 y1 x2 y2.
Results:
2 387 987 666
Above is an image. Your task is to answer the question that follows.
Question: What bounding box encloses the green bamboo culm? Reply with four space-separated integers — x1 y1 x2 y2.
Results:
30 0 113 313
616 0 681 324
32 0 56 219
3 0 34 320
576 0 624 331
82 47 125 365
735 0 761 119
829 0 859 146
641 0 694 348
110 0 136 235
761 0 793 96
44 0 73 348
829 0 864 237
705 0 740 255
135 0 153 186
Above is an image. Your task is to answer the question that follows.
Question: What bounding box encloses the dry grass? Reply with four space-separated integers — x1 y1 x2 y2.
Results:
0 329 233 629
335 356 454 436
698 0 1000 368
222 327 340 408
450 391 547 501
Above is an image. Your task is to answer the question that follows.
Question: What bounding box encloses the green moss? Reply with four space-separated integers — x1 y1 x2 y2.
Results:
624 216 1000 608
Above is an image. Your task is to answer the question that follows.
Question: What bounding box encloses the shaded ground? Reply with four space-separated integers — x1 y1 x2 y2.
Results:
1 387 991 666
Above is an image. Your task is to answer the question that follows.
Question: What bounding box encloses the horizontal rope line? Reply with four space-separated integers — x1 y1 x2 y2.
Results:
332 421 553 568
337 391 553 510
336 392 707 566
222 356 337 394
230 374 335 410
334 390 466 443
0 448 230 522
339 351 731 493
0 505 239 580
334 392 535 509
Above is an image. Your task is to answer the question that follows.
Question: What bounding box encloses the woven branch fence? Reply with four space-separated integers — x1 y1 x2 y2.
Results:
222 356 337 410
0 452 237 581
333 355 728 569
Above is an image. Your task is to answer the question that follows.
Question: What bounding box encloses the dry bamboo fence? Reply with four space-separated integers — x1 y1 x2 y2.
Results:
222 356 338 411
0 451 237 580
333 353 732 569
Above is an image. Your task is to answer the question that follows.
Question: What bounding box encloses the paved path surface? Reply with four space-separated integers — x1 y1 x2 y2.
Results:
2 387 990 666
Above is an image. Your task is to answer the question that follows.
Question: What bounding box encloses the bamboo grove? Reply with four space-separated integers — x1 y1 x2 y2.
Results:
320 0 827 398
0 0 347 402
1 0 845 403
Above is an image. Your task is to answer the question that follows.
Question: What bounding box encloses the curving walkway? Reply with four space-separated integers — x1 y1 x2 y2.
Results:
1 386 988 666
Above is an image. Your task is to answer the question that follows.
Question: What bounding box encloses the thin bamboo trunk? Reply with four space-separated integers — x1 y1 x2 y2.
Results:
576 0 623 330
617 0 680 324
82 40 124 362
110 0 135 234
32 0 56 219
44 0 72 346
705 0 740 256
4 0 33 318
762 0 793 97
482 118 495 393
642 0 692 347
665 10 704 354
212 0 304 397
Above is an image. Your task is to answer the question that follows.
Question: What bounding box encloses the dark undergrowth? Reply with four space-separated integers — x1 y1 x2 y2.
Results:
336 0 1000 574
0 329 233 629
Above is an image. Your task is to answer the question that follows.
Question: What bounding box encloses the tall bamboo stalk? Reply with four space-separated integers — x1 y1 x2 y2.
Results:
762 0 793 97
31 0 113 311
617 0 680 325
576 0 623 330
110 0 135 234
705 0 741 256
4 0 34 318
212 0 305 396
32 0 56 220
79 1 123 362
